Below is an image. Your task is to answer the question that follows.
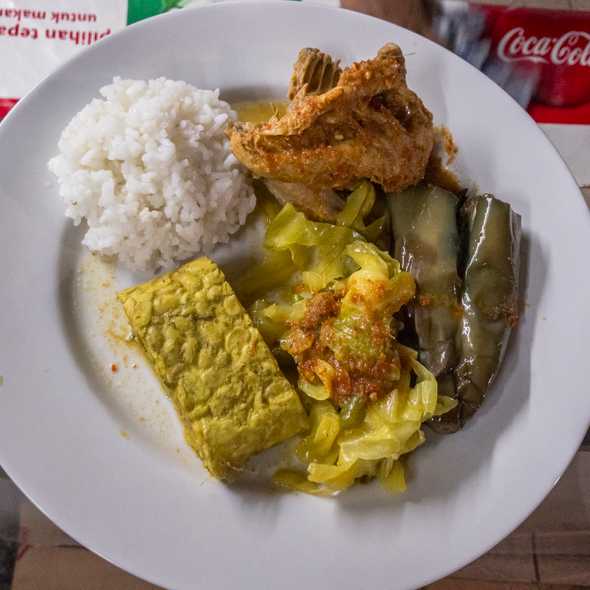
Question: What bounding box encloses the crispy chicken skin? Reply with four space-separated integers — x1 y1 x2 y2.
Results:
227 44 434 192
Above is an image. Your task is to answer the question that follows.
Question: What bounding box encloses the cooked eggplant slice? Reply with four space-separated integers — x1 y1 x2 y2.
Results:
389 184 462 431
454 194 521 421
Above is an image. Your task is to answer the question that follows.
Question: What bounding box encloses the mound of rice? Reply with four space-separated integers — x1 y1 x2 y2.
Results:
48 77 255 271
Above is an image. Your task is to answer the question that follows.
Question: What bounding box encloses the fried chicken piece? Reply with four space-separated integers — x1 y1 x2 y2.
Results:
272 49 344 221
288 48 342 100
227 44 434 192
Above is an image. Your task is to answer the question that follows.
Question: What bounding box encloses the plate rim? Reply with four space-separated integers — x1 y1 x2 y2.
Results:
0 2 589 589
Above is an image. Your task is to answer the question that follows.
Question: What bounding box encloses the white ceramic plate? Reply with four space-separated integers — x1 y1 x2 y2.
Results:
1 2 589 589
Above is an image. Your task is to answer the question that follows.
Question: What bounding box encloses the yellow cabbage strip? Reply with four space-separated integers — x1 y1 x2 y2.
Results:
266 203 354 251
336 181 375 227
296 401 340 463
274 352 457 496
298 379 331 402
336 180 385 241
237 199 457 496
238 184 384 310
272 470 335 497
249 299 307 346
378 458 407 493
232 249 296 305
236 200 386 346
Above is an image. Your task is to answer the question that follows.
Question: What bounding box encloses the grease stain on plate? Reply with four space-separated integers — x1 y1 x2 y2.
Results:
70 250 198 470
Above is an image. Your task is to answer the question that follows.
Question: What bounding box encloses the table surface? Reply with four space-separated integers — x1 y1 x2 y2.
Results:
1 1 590 589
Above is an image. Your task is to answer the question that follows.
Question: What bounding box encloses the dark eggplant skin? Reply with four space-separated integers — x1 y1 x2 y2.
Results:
389 184 462 431
390 188 521 432
453 194 521 421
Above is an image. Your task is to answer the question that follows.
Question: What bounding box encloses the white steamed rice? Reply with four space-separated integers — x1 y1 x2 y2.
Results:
48 77 255 270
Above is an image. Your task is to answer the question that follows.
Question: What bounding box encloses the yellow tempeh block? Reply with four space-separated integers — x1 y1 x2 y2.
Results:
118 257 307 480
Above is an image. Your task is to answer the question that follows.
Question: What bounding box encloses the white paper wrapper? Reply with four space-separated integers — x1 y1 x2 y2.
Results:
0 0 127 99
0 0 339 113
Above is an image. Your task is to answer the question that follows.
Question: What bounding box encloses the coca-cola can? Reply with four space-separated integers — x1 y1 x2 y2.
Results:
481 5 590 108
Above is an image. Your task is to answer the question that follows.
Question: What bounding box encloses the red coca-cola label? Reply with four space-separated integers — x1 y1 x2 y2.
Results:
479 5 590 123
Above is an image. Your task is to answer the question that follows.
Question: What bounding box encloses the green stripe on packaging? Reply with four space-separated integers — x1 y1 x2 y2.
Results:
127 0 185 25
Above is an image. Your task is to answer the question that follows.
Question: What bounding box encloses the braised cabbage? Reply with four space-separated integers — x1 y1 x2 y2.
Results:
234 190 456 494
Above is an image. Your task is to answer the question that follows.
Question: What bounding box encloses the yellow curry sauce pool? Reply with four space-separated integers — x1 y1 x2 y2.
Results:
234 100 287 124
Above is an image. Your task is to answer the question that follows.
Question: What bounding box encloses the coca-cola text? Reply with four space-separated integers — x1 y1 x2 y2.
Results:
498 26 590 67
